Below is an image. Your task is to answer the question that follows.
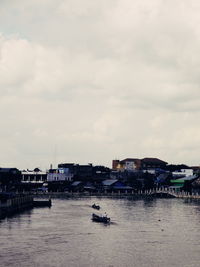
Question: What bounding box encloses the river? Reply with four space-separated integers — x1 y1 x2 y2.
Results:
0 197 199 267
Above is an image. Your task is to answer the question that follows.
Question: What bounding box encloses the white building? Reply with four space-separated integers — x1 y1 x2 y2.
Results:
47 168 73 182
21 170 47 184
172 169 194 178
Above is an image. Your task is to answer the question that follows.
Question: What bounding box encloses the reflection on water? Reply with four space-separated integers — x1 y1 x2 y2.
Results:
0 198 200 267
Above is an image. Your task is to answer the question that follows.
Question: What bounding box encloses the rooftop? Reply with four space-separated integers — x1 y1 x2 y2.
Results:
120 158 140 163
102 179 118 186
142 158 168 164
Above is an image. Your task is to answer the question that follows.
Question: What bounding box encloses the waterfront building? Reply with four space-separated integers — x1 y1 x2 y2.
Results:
47 168 73 182
76 164 93 180
83 182 96 192
57 163 93 181
0 168 21 191
58 163 77 175
141 158 168 170
47 163 94 182
112 157 167 172
57 163 110 181
102 179 132 192
21 169 47 183
92 165 111 180
70 181 84 192
156 173 171 186
172 169 194 178
112 158 141 171
20 169 47 192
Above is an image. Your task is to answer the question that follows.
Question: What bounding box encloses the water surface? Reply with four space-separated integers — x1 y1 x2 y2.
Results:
0 197 199 267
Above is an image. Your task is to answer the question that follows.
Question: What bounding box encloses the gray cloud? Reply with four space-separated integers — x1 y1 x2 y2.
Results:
0 0 200 169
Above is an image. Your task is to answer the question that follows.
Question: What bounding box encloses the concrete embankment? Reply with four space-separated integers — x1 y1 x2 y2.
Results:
0 194 52 219
0 195 34 219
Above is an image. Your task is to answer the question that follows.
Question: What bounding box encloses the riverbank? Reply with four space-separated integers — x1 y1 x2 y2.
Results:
32 189 200 200
2 189 199 219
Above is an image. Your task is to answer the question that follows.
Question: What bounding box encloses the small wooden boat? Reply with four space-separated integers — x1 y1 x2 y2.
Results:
92 204 100 210
92 213 110 223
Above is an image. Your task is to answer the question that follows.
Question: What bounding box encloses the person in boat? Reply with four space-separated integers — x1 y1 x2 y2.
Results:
92 203 100 209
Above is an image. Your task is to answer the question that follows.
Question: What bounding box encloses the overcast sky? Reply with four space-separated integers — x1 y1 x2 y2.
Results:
1 0 200 170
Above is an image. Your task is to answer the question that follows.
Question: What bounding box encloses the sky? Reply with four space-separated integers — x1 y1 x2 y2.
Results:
1 0 200 170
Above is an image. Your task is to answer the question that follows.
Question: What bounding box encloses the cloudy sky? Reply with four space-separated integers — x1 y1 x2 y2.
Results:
1 0 200 170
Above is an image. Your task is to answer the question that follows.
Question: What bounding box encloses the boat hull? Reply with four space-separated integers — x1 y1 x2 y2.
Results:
92 213 110 223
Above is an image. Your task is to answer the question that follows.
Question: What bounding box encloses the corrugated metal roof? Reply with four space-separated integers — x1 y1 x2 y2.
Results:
102 179 118 186
71 181 82 186
171 175 196 183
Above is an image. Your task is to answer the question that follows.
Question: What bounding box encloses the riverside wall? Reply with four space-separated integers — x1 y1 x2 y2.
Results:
0 195 34 219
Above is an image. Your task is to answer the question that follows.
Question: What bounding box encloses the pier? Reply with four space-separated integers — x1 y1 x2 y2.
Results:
0 193 52 219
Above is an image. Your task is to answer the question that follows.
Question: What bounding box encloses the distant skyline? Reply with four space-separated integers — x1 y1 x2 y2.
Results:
1 0 200 170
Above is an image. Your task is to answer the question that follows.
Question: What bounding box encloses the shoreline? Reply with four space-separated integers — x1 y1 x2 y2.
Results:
32 191 200 200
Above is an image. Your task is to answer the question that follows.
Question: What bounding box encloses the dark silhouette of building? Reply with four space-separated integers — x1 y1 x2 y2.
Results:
141 158 168 169
0 168 22 191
